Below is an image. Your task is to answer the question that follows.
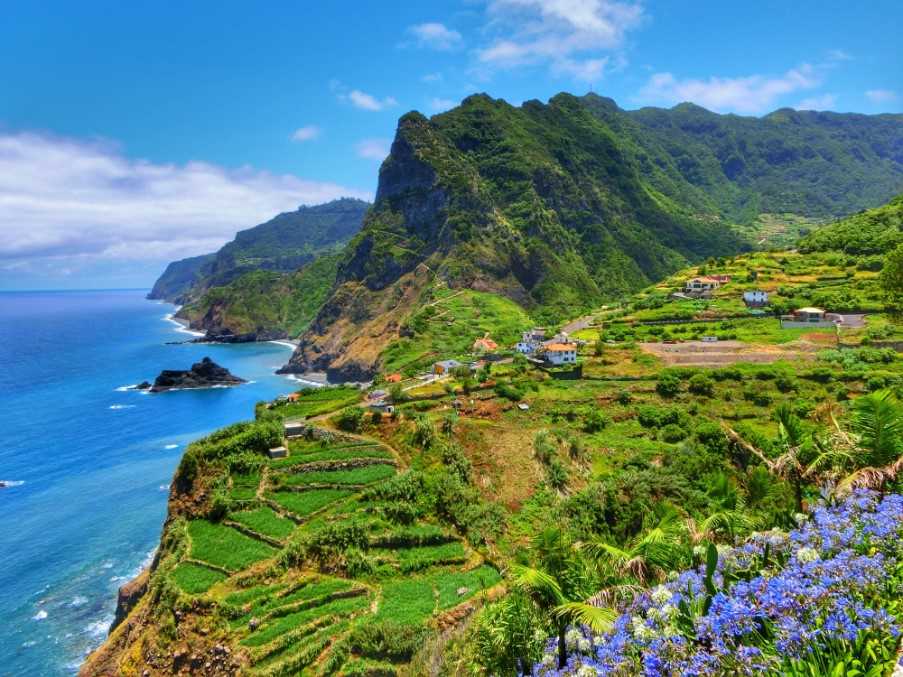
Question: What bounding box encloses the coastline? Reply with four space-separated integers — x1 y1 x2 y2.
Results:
162 309 204 337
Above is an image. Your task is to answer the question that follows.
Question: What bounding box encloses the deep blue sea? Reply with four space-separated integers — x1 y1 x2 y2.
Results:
0 290 301 675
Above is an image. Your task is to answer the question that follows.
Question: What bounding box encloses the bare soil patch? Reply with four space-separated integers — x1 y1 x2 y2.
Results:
640 340 815 367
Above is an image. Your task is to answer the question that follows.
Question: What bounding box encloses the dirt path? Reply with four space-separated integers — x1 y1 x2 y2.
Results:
640 339 815 367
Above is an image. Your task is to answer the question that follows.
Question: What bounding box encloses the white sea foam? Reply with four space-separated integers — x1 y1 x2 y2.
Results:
1 480 25 487
285 374 325 388
33 609 47 621
70 595 88 607
163 312 204 337
158 484 170 491
164 443 179 449
269 340 296 350
115 384 137 392
109 404 135 410
100 561 113 570
85 618 112 637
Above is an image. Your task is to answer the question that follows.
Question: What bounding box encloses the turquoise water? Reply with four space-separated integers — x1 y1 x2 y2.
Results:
0 290 301 674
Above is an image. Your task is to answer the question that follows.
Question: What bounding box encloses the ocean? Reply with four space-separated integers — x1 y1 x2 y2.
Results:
0 290 302 675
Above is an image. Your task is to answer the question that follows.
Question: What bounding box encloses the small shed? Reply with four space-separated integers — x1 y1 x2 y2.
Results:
385 373 402 383
267 446 288 459
283 421 306 438
743 290 769 307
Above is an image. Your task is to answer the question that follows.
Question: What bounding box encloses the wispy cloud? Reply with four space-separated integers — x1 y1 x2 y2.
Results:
291 125 321 142
866 89 898 104
347 89 398 112
475 0 643 81
429 97 458 112
797 93 837 111
826 48 853 62
0 131 370 269
636 64 821 114
356 138 391 161
421 72 443 84
406 22 462 50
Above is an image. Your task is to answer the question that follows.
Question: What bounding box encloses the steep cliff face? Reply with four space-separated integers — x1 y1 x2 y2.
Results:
147 253 215 303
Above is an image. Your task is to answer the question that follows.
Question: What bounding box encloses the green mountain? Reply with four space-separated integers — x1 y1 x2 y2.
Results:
799 192 903 254
147 197 370 304
281 93 903 381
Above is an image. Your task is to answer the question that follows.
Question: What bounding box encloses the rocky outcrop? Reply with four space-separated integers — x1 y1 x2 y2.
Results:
141 357 246 392
191 328 288 344
111 568 149 630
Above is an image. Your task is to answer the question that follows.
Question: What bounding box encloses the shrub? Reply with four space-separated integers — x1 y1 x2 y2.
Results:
583 408 610 433
695 421 727 455
774 373 798 393
616 390 633 405
660 423 688 443
350 620 428 661
496 382 525 401
412 415 436 448
336 407 364 432
687 373 715 397
656 372 682 398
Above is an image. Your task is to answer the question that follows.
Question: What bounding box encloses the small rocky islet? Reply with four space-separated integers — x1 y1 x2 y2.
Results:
137 357 245 393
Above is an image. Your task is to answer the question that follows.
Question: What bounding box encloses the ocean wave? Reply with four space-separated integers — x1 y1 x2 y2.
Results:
85 618 112 638
33 609 47 621
69 595 87 607
1 479 25 487
269 340 296 350
163 443 179 449
109 404 135 410
286 374 326 387
158 484 170 491
162 312 205 337
115 384 137 392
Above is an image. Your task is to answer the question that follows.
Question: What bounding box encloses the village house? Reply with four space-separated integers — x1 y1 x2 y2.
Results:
433 359 463 375
472 337 498 353
516 328 547 354
780 307 838 329
283 420 306 438
542 342 578 365
743 290 769 307
384 373 402 383
267 445 288 459
684 276 723 296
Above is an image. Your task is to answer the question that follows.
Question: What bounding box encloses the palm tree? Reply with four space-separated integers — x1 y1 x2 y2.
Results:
836 390 903 493
512 528 613 669
687 472 758 543
582 506 687 586
722 405 808 511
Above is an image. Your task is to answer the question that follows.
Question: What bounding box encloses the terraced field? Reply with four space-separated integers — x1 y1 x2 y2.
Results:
166 429 501 675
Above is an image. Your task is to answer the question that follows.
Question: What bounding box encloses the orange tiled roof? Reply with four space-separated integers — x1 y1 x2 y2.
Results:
545 342 577 352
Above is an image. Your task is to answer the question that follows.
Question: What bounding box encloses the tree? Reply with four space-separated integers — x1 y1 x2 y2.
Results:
656 372 681 398
880 243 903 313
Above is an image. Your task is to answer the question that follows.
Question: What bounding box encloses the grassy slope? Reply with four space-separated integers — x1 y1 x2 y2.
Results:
179 253 341 337
799 192 903 255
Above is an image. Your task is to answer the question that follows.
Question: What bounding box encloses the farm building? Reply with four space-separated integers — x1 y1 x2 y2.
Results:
780 307 837 329
516 328 547 354
283 421 306 438
267 445 288 459
684 276 722 296
743 290 769 307
385 373 402 383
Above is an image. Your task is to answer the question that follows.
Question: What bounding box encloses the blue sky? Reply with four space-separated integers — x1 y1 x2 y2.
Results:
1 0 901 289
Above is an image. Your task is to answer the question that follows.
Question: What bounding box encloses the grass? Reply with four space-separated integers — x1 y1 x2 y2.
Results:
272 386 362 419
375 578 437 625
171 562 227 594
230 473 260 501
433 565 502 609
187 520 276 572
380 541 467 571
224 583 286 608
276 446 394 467
279 464 396 487
241 594 369 647
230 506 296 540
267 489 354 517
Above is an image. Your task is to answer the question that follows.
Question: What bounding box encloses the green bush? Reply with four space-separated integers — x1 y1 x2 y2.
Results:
656 372 682 398
660 423 688 443
687 373 715 397
583 408 610 432
350 620 428 661
336 407 364 432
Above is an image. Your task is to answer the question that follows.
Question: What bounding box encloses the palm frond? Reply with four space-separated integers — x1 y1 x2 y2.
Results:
553 602 616 632
510 564 565 605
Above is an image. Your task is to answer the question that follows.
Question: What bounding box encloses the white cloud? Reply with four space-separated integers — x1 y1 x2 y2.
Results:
636 64 821 114
347 89 398 112
407 22 463 50
356 138 391 161
797 93 837 111
475 0 643 80
866 89 898 104
429 97 458 112
421 72 444 84
291 125 321 142
0 131 371 267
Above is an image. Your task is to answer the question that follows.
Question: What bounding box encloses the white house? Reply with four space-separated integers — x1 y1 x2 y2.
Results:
516 328 547 354
743 290 769 307
543 342 578 365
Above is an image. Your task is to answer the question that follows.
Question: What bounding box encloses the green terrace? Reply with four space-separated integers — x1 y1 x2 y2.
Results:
158 416 502 675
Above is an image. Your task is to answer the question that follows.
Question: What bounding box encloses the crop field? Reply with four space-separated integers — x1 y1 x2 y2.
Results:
171 561 227 594
229 506 296 540
270 386 362 419
230 473 260 501
278 463 397 487
186 520 276 572
273 445 393 466
266 488 354 517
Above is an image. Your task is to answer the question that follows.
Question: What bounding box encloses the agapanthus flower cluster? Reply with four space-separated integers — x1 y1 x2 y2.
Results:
534 490 903 676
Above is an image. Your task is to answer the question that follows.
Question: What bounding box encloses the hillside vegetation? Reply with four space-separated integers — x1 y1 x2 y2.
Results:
282 94 903 381
799 192 903 255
